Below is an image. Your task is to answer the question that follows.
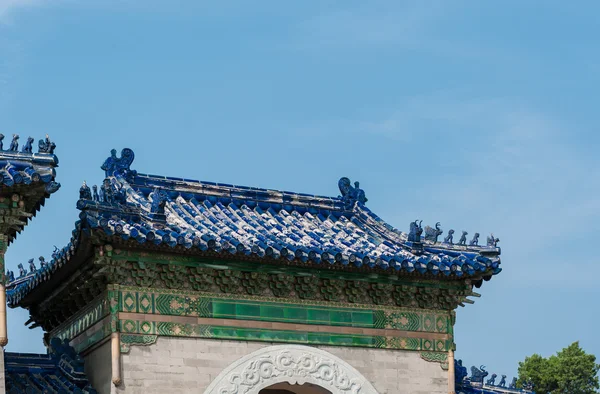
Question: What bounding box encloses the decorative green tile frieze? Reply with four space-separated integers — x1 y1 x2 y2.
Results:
118 287 453 335
117 315 452 352
420 351 450 370
120 334 158 353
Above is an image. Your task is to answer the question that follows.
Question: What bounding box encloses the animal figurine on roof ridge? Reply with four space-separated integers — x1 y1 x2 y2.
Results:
38 134 56 154
454 360 468 385
408 220 423 242
458 231 468 245
79 181 92 200
424 222 443 242
470 232 480 246
444 229 455 244
149 188 169 216
338 177 367 207
6 270 14 283
22 137 34 153
9 134 19 151
92 185 99 202
470 365 489 383
498 375 507 388
487 233 500 247
17 263 26 277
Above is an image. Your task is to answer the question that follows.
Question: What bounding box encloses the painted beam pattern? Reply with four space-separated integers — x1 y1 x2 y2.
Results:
115 287 453 353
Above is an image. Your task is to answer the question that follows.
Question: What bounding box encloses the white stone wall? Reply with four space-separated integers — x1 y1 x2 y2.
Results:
84 340 112 394
88 337 448 394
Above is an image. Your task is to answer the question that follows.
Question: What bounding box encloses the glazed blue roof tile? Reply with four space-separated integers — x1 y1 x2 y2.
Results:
0 134 60 244
6 148 501 306
5 338 97 393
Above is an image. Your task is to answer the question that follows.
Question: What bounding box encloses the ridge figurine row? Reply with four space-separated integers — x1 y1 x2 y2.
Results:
409 220 499 248
0 134 56 154
456 361 534 392
5 256 50 282
79 180 126 204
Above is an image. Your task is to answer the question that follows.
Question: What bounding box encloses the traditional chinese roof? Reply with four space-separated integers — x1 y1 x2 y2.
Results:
6 148 501 307
0 134 60 245
455 360 534 394
4 338 97 393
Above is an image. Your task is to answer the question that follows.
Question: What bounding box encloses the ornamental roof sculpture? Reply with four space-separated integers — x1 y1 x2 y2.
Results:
455 360 535 394
6 147 501 307
0 133 60 245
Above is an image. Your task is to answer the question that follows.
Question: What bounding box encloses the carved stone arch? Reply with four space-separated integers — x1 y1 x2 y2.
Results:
203 345 379 394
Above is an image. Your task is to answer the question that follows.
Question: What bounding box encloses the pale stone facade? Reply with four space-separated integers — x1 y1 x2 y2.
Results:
84 341 112 394
85 337 447 394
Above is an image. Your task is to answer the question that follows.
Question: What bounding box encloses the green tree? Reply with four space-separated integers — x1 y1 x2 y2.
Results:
518 342 599 394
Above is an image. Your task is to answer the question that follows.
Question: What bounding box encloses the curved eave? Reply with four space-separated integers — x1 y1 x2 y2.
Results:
0 152 60 245
6 221 88 308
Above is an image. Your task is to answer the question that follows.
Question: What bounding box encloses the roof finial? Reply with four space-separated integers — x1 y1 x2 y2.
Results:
101 148 137 182
338 177 367 208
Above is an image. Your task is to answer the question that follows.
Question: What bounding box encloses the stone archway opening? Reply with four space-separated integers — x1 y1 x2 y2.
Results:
203 344 379 394
259 382 332 394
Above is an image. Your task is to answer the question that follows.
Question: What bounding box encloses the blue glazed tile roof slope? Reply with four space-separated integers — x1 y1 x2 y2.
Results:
6 148 501 305
4 338 97 393
0 134 60 244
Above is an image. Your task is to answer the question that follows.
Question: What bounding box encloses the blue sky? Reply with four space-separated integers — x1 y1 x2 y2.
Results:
1 0 599 379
